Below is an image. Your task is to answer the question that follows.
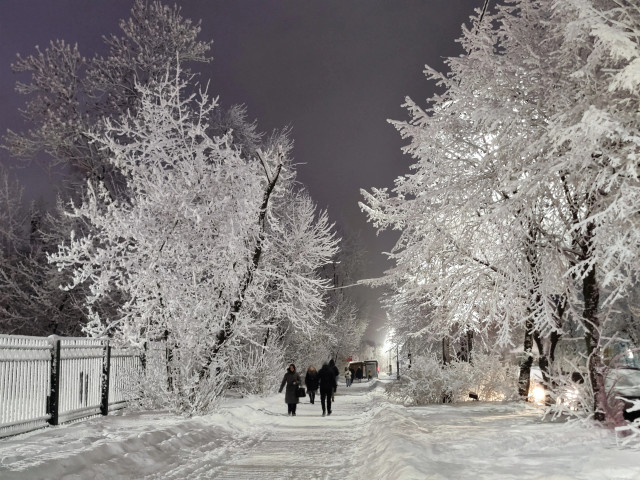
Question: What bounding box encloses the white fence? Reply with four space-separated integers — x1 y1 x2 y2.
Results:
0 335 146 438
0 336 51 437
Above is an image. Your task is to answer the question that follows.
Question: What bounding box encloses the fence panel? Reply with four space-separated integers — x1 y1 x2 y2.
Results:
109 347 143 410
1 335 160 438
57 338 105 424
0 335 51 438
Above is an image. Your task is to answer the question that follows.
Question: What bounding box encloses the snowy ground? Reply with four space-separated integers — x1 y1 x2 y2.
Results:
1 376 638 479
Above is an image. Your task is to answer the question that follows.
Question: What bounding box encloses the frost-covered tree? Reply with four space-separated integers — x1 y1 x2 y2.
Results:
0 166 86 336
322 236 368 364
1 1 214 336
4 0 211 186
3 1 304 339
232 187 340 380
361 0 640 422
49 73 268 412
50 70 338 412
0 166 31 333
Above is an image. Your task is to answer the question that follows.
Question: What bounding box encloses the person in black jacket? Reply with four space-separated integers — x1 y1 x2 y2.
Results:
279 364 301 416
318 362 337 416
329 359 340 401
305 366 319 404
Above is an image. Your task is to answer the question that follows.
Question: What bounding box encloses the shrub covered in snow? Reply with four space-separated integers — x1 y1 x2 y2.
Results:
545 356 636 434
387 353 518 406
227 344 284 397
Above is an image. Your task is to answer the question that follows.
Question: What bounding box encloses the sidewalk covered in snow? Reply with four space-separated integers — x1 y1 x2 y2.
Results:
1 377 638 479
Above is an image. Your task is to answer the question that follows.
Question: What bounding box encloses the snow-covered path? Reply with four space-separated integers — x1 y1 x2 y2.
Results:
0 380 376 480
1 377 640 479
208 382 372 479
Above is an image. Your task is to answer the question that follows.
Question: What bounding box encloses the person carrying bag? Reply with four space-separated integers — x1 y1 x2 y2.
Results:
279 363 302 416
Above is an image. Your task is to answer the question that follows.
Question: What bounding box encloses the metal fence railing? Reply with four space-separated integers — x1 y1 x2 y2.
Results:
0 334 148 438
109 347 144 410
0 335 51 438
57 337 105 425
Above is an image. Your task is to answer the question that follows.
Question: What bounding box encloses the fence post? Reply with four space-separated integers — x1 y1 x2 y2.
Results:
100 341 111 416
47 335 61 426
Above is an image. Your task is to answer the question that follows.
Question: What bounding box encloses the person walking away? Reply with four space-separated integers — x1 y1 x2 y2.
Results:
279 364 301 416
329 359 339 401
305 366 319 404
349 367 356 385
344 367 352 387
356 366 363 383
318 362 337 416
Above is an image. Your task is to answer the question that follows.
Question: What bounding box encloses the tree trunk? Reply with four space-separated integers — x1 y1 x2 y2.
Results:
533 331 550 405
164 329 174 392
442 337 453 403
518 319 534 400
200 160 282 379
442 337 451 365
583 258 605 422
460 330 473 363
520 221 541 401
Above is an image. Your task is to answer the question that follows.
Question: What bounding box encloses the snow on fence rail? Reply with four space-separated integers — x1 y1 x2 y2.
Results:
0 334 148 438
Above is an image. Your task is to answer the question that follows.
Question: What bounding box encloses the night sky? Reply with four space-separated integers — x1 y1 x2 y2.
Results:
0 0 475 344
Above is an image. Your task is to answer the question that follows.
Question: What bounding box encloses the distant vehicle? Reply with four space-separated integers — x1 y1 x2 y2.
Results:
364 360 379 379
604 341 640 421
347 360 379 380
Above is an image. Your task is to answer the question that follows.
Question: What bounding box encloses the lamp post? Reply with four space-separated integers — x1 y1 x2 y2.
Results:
396 344 400 380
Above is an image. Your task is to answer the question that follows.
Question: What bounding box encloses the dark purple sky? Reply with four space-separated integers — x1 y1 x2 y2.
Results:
0 0 474 344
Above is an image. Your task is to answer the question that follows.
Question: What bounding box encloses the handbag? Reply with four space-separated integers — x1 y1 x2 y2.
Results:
296 386 306 397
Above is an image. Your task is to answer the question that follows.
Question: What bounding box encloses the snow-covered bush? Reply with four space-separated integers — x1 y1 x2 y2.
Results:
387 355 447 405
387 353 518 406
544 359 592 421
545 356 631 431
461 353 519 402
543 355 640 446
227 343 284 397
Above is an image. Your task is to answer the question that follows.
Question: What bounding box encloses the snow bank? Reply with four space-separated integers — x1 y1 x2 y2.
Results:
357 393 640 480
2 379 639 479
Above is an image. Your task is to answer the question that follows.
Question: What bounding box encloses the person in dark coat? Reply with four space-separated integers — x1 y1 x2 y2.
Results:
318 362 337 416
356 366 363 383
305 366 319 404
329 359 340 401
279 364 301 416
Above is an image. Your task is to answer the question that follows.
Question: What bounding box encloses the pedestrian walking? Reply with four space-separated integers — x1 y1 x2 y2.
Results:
356 366 363 383
305 366 319 404
344 367 352 387
329 359 339 401
279 364 301 416
318 362 337 416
